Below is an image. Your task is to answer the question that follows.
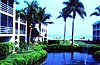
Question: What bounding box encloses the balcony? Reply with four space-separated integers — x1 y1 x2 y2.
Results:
20 30 26 34
0 26 13 34
0 1 13 15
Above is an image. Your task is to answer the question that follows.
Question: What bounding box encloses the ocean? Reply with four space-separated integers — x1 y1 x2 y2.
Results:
48 34 92 40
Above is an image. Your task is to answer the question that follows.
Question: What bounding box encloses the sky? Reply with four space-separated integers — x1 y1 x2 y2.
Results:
16 0 100 40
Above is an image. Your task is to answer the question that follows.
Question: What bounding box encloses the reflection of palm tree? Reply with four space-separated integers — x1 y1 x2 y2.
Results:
57 10 72 43
71 52 74 60
62 0 86 46
63 52 66 65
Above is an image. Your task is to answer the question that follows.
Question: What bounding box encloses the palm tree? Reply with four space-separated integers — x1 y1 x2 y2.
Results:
90 5 100 16
16 1 39 46
62 0 86 46
37 7 52 41
57 8 72 43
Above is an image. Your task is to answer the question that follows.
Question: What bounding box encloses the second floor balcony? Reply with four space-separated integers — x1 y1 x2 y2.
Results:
0 1 13 15
0 26 13 34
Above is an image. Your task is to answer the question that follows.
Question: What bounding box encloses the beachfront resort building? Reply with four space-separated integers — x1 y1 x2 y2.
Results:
0 0 27 44
35 23 48 42
93 21 100 43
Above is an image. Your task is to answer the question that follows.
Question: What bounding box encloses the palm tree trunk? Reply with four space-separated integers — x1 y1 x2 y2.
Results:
29 28 32 43
27 23 30 48
64 21 66 44
71 18 74 46
39 22 41 41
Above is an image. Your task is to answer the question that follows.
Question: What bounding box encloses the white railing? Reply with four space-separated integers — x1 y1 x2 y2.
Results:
20 30 26 34
0 26 13 34
0 1 13 15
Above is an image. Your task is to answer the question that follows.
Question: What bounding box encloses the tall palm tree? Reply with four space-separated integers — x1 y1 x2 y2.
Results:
63 0 86 46
16 1 39 45
57 8 72 43
90 5 100 16
37 7 52 41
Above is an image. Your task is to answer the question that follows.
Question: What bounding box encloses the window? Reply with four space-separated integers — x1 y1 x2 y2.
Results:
20 24 26 34
15 23 18 34
97 30 99 35
93 25 96 29
20 18 26 23
97 24 99 29
93 31 96 36
8 16 13 27
0 13 1 26
8 0 13 7
1 14 7 26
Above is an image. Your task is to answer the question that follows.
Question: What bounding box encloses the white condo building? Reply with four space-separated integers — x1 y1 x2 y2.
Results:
93 21 100 42
0 0 27 44
35 23 48 42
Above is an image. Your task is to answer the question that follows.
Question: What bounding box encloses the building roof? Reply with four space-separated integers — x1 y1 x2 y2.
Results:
93 21 100 25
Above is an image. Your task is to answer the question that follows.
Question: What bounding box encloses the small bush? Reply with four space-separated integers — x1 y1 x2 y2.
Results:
0 44 47 65
48 40 60 45
19 41 27 51
93 51 100 61
0 42 14 59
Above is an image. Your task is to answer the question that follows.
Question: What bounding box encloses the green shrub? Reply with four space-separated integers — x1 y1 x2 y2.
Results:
93 51 100 61
19 41 27 51
48 40 60 45
0 44 47 65
0 42 14 59
0 60 13 65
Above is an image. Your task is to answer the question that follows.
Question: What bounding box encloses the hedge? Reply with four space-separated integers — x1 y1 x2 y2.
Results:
0 42 14 59
93 51 100 61
0 44 47 65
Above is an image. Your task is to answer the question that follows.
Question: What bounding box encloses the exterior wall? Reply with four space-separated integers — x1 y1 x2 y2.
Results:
41 23 48 42
0 0 14 42
15 17 27 44
35 23 48 42
0 1 27 44
93 22 100 43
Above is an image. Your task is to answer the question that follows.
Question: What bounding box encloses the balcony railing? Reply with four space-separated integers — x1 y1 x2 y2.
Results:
0 26 13 34
20 30 26 34
0 1 13 15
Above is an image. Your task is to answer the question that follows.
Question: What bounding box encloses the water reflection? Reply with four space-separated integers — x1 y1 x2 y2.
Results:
41 52 100 65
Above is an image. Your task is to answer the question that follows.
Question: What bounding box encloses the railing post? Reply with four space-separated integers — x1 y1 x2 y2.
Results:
18 17 20 44
25 21 27 42
13 2 16 43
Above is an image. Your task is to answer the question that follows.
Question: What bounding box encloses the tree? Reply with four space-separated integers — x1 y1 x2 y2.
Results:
90 5 100 16
37 7 52 41
57 8 72 43
16 1 39 46
62 0 86 46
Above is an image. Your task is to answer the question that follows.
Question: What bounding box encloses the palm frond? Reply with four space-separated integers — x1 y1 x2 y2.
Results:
24 1 30 7
42 14 52 22
44 22 54 24
77 7 86 19
95 6 100 12
78 2 84 9
90 12 100 16
57 15 62 19
63 2 70 6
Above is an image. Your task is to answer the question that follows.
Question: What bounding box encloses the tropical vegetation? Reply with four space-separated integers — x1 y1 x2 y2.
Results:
0 44 47 65
16 0 52 47
59 0 86 46
57 8 72 43
90 5 100 16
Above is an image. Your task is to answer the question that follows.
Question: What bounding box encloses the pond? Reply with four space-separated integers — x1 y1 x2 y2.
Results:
41 52 100 65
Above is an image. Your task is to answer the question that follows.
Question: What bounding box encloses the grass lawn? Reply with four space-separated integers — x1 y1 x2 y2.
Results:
75 41 100 48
